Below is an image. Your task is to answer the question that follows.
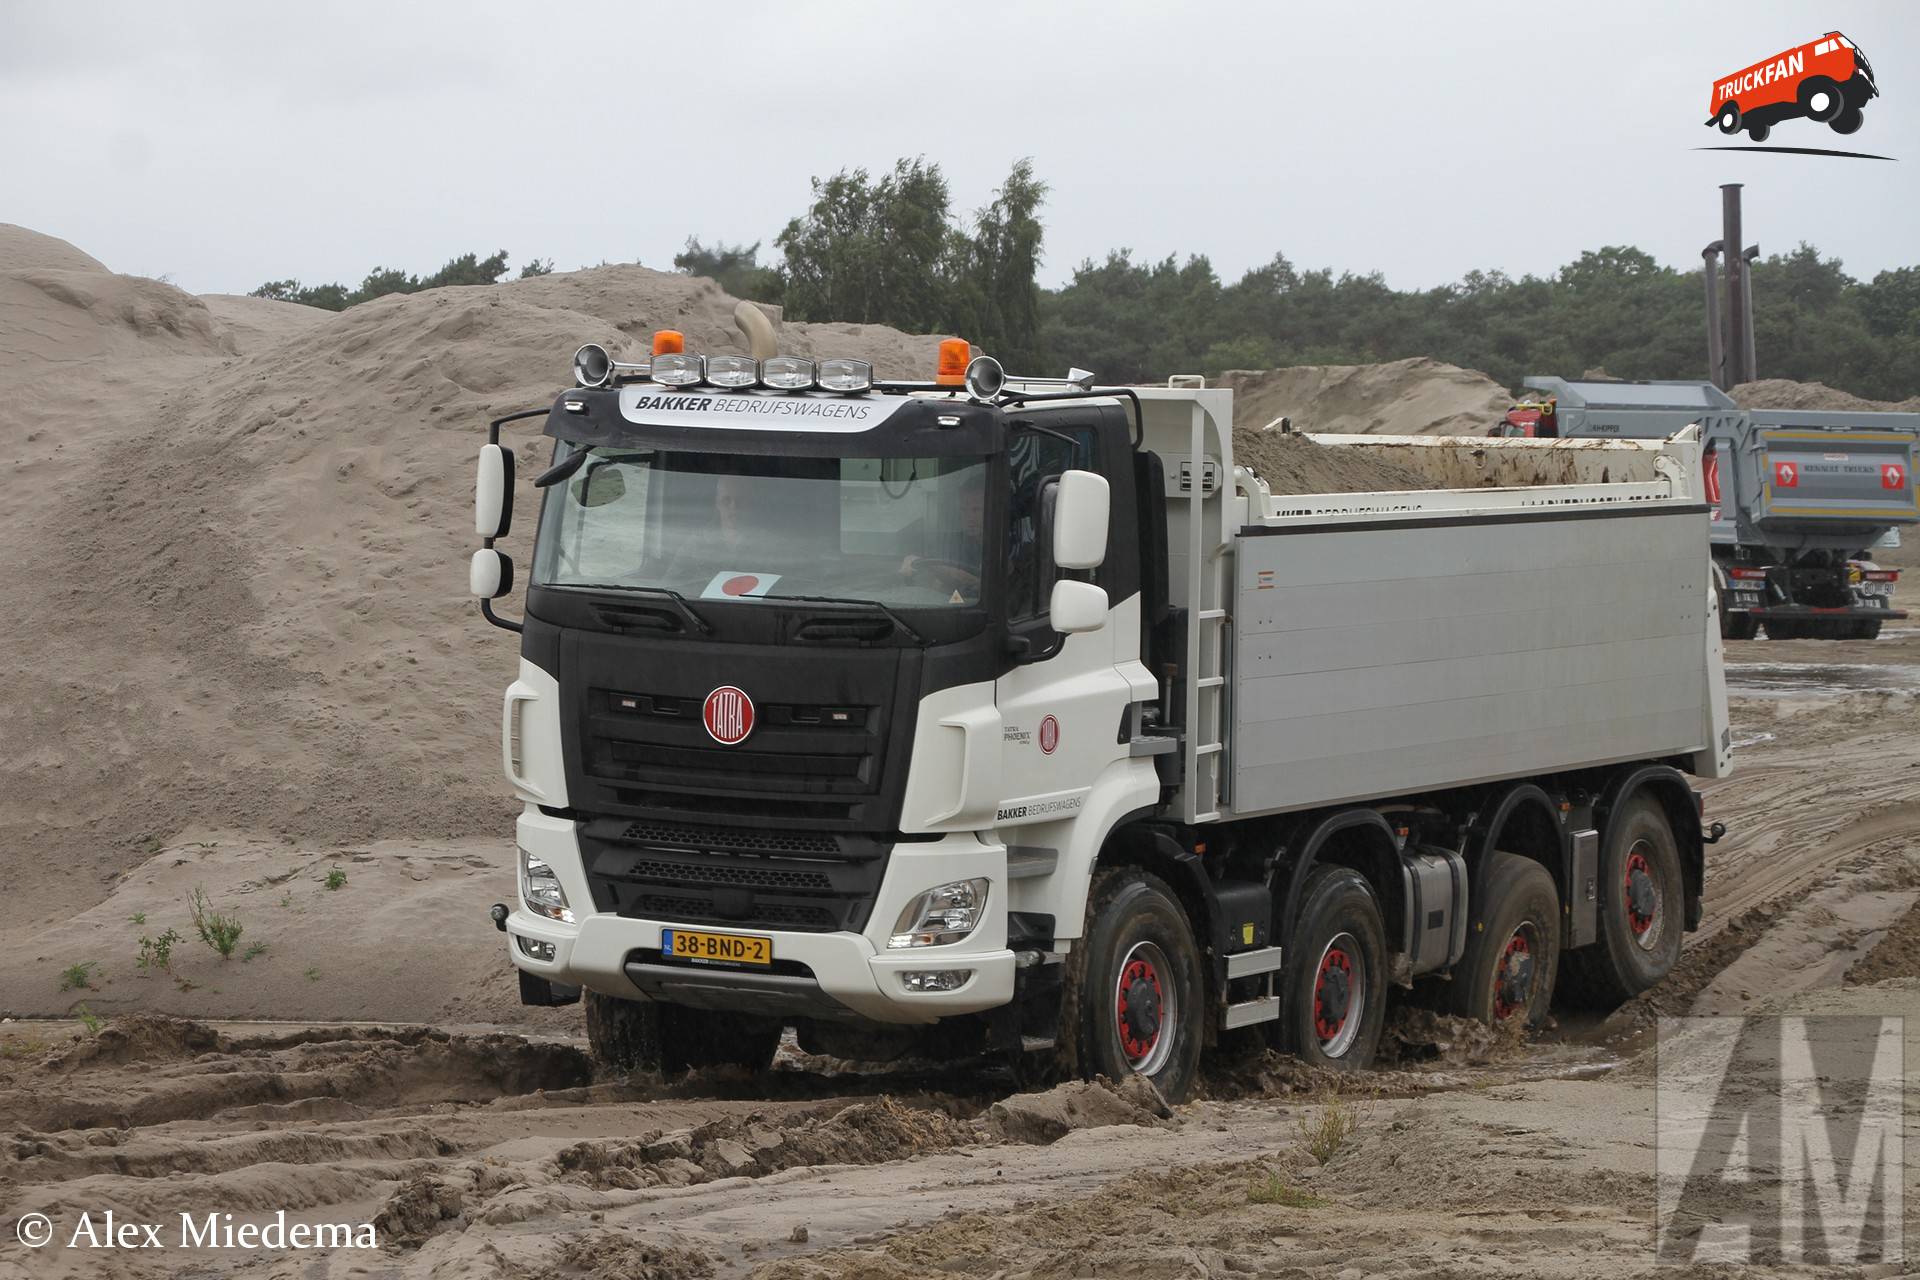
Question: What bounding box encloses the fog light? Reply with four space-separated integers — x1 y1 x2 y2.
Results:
817 358 873 393
517 935 556 962
760 356 815 390
520 849 574 924
651 353 705 387
901 969 973 992
888 878 988 948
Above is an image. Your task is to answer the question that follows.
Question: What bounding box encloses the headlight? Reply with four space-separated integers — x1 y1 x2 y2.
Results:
888 878 988 948
520 849 574 924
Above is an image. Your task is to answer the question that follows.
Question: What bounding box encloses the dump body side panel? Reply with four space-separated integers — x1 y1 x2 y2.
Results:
1230 505 1717 815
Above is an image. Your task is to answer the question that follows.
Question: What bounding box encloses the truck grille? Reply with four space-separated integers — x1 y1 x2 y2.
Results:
584 687 884 826
580 824 888 935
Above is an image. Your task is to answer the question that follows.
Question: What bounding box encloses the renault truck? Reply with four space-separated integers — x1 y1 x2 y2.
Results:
471 332 1730 1101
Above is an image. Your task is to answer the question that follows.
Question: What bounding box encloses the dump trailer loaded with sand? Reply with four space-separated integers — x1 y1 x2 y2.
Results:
468 339 1731 1102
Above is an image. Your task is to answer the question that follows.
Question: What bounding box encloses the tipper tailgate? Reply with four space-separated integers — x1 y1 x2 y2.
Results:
1754 429 1919 527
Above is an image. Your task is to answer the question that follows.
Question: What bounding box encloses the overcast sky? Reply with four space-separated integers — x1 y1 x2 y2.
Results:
3 1 1915 297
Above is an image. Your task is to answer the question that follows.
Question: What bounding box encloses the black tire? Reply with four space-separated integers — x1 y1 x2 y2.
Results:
1762 618 1805 640
659 1003 782 1076
1721 610 1759 641
1559 796 1684 1009
1852 618 1883 641
1798 76 1844 122
584 990 664 1072
1831 106 1864 135
584 991 779 1077
1716 103 1741 135
1278 867 1389 1071
1447 853 1560 1029
1746 121 1771 143
1064 869 1206 1102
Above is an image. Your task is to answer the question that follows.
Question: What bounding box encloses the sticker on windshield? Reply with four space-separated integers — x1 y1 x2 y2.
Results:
703 571 783 600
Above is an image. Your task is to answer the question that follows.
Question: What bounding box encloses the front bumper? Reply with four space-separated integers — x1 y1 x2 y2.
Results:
504 808 1016 1024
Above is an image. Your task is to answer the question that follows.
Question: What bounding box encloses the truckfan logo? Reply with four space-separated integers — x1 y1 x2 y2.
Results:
1774 461 1799 489
702 686 754 745
1701 30 1887 157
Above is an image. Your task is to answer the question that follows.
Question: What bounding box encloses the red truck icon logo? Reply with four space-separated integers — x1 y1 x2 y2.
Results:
1708 32 1878 142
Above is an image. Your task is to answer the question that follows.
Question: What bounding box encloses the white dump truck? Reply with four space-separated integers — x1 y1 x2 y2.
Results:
472 331 1730 1100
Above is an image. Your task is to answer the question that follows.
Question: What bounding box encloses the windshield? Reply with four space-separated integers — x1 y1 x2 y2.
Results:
532 446 989 609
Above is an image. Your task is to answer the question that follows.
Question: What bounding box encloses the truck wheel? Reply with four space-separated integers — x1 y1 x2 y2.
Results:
1762 618 1804 640
1715 103 1741 134
1798 76 1844 122
584 990 664 1072
1852 619 1883 641
1279 867 1388 1071
660 1004 783 1075
1831 106 1864 135
1746 121 1771 143
1559 796 1684 1008
1068 869 1205 1102
1448 853 1559 1029
1721 611 1758 641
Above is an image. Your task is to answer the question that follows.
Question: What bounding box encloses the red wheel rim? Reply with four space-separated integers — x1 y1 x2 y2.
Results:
1312 933 1365 1057
1624 843 1662 948
1491 924 1538 1022
1114 941 1176 1073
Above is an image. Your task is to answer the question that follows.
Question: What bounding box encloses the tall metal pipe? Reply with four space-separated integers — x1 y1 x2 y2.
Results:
1702 240 1725 388
1721 184 1748 386
1741 244 1760 383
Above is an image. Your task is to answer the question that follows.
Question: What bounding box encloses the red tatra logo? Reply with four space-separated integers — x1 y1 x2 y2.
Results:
702 686 754 745
1774 461 1799 489
1039 715 1060 755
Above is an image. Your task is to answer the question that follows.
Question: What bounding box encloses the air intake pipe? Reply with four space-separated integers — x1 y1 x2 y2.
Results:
733 300 778 360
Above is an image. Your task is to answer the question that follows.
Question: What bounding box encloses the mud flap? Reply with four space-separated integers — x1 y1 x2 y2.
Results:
519 971 581 1007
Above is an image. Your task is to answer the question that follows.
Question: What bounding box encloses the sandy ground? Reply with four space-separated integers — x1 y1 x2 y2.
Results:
3 624 1916 1278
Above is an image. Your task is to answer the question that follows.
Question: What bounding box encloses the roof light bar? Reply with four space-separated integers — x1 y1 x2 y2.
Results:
760 356 816 390
651 353 705 387
817 358 873 393
705 355 759 388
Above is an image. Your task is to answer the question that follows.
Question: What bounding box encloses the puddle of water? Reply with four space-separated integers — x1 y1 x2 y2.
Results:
1725 661 1920 698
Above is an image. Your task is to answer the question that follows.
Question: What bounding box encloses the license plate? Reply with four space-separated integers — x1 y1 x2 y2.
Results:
661 928 772 967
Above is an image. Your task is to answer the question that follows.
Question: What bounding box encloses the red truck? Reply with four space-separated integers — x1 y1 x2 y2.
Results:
1707 32 1878 142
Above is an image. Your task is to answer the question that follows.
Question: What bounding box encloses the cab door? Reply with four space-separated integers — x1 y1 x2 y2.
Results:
991 409 1139 826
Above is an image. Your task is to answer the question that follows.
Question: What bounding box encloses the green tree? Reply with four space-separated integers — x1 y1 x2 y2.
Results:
673 238 781 303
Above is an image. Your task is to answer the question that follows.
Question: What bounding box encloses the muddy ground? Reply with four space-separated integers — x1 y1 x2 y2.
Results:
3 625 1918 1278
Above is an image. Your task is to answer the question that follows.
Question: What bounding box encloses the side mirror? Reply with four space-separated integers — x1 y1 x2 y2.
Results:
469 548 513 600
1051 469 1109 570
1049 579 1108 634
476 443 515 539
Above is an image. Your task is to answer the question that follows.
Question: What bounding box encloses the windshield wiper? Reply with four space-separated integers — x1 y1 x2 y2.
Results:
559 583 713 635
534 451 588 487
760 594 926 645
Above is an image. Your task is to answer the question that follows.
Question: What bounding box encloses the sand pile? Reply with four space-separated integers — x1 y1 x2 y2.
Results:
1217 357 1515 437
1233 428 1440 494
0 230 958 924
0 225 234 366
1733 377 1920 413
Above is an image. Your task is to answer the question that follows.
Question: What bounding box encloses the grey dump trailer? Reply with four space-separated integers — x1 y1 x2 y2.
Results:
1519 377 1916 640
475 343 1731 1102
